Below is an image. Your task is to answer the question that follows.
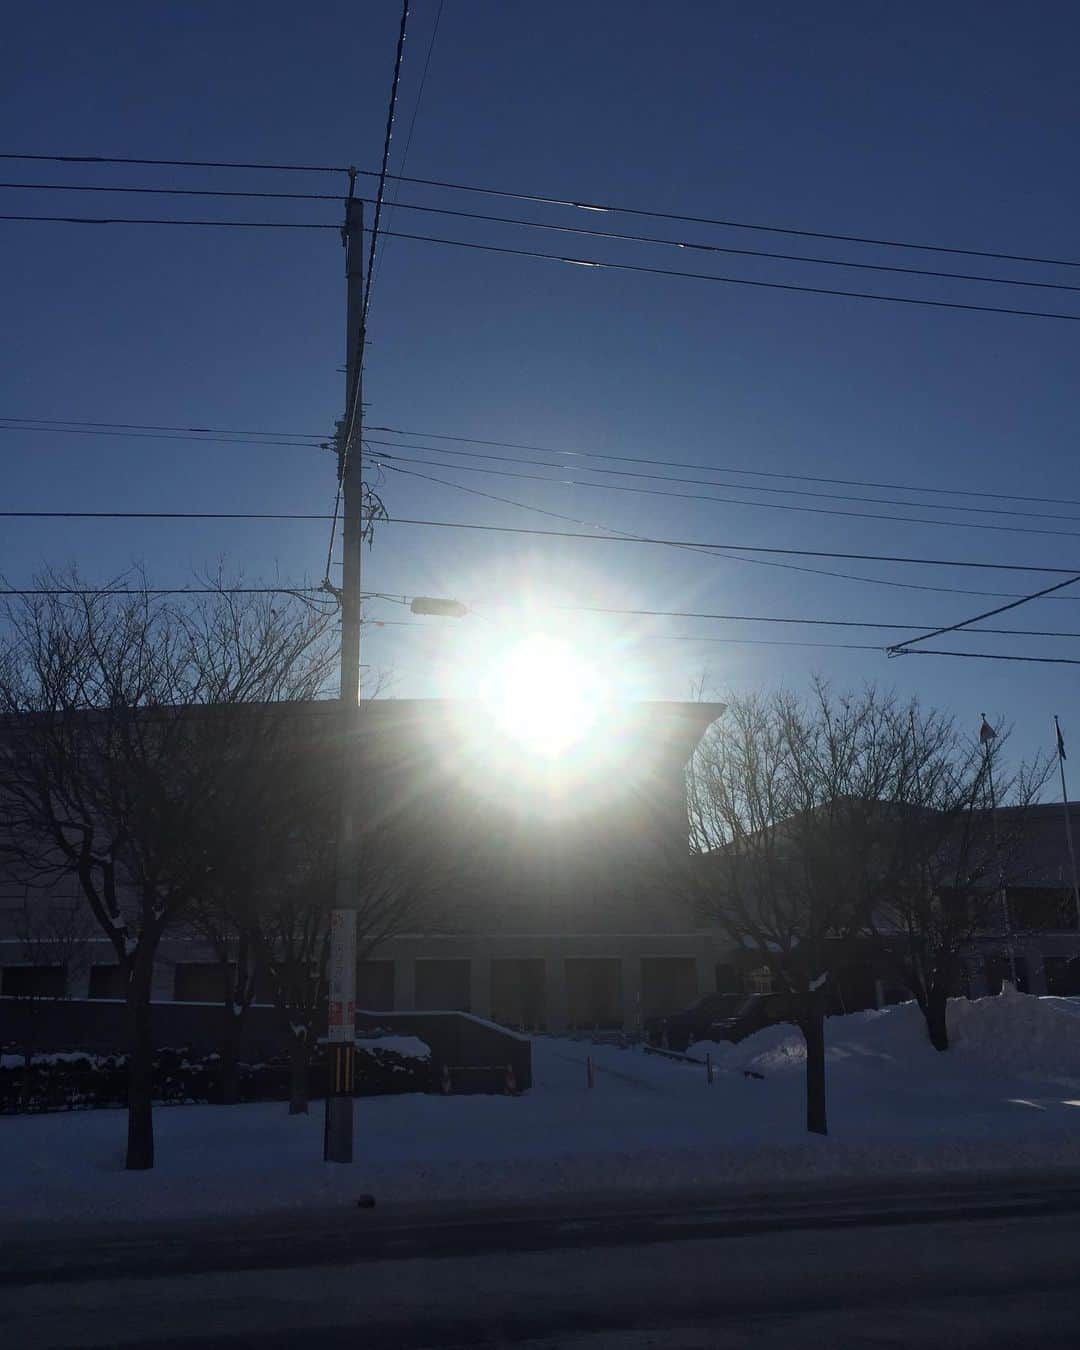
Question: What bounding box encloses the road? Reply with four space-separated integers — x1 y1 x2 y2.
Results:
5 1176 1080 1348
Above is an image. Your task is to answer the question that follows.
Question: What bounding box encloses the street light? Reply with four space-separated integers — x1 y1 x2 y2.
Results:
409 597 469 618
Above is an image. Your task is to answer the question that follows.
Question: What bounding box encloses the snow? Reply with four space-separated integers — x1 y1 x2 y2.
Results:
6 992 1080 1224
356 1035 430 1060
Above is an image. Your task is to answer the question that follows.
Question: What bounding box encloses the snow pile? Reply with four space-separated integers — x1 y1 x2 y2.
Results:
355 1036 430 1061
6 997 1080 1224
949 985 1080 1082
685 990 1080 1086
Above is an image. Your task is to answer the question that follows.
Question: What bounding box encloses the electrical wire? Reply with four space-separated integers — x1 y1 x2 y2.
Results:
324 0 410 592
898 649 1080 666
0 180 342 202
371 446 1080 542
8 181 1079 297
367 425 1080 513
0 152 349 174
363 0 411 324
366 437 1080 526
372 227 1080 324
888 572 1080 654
11 503 1080 573
367 0 445 308
0 424 330 451
374 458 1080 604
6 152 1078 271
8 413 1080 517
5 213 1080 321
374 516 1080 574
0 213 337 229
14 416 1079 528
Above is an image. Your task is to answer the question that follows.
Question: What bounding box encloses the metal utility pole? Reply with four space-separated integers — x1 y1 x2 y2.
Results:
1054 715 1080 931
324 187 365 1165
982 715 1017 989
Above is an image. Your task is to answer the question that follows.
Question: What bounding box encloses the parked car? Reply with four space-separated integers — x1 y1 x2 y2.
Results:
644 992 790 1052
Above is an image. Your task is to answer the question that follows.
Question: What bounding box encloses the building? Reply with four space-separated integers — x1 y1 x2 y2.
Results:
1 698 731 1035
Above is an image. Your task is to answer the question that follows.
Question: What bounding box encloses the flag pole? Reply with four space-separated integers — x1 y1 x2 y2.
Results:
982 713 1017 988
1054 715 1080 931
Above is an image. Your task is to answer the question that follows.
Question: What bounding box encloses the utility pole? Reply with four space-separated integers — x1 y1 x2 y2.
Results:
982 715 1017 989
1054 715 1080 931
324 184 364 1164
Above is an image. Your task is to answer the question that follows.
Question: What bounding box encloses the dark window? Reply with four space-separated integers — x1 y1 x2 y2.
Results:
173 963 230 1003
1007 888 1077 932
640 957 698 1021
415 959 471 1012
1044 956 1080 996
491 958 546 1030
715 962 739 993
1 965 66 998
565 958 623 1030
357 960 395 1011
88 964 127 1000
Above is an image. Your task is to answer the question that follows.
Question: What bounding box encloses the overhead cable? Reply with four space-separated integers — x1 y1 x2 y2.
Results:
6 183 1078 295
5 152 1078 271
888 573 1080 654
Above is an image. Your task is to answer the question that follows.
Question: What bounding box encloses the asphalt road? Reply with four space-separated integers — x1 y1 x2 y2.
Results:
6 1176 1080 1348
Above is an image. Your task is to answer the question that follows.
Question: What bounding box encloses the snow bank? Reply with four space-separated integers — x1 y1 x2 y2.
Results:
6 996 1080 1225
687 990 1080 1085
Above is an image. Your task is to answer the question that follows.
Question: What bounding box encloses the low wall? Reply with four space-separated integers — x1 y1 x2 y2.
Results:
0 999 532 1090
356 1010 532 1090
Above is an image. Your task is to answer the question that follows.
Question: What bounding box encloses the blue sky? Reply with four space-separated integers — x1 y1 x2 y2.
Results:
3 1 1080 770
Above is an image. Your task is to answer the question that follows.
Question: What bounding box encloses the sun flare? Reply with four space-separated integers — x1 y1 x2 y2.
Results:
481 633 608 758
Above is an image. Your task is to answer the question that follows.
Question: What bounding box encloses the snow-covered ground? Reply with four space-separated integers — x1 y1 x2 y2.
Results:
7 990 1080 1224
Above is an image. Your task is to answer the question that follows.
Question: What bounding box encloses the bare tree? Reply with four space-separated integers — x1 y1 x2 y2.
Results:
869 713 1048 1051
686 682 935 1135
189 696 449 1115
0 572 336 1167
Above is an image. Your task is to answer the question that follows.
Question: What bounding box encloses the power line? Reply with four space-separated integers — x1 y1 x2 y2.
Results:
324 0 410 593
2 511 334 520
375 170 1080 274
0 424 330 451
11 504 1080 573
0 213 337 230
363 0 411 324
463 596 1080 640
367 0 446 308
0 180 343 202
367 437 1080 526
899 649 1080 666
10 181 1080 297
376 458 1080 604
367 425 1080 513
9 413 1080 517
371 446 1080 542
7 152 1077 272
6 213 1080 321
373 228 1080 324
0 152 349 174
888 572 1080 655
375 516 1080 574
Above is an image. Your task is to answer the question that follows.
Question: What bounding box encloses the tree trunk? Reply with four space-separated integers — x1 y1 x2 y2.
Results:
125 972 155 1170
220 1007 241 1105
288 1032 309 1115
924 986 950 1052
801 998 828 1136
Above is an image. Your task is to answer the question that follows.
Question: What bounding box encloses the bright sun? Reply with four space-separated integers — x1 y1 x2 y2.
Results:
481 633 608 758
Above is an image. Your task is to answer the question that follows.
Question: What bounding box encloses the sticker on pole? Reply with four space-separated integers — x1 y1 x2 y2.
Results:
328 909 357 1043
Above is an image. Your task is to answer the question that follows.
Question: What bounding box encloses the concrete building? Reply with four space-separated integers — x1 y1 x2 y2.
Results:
1 698 731 1035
